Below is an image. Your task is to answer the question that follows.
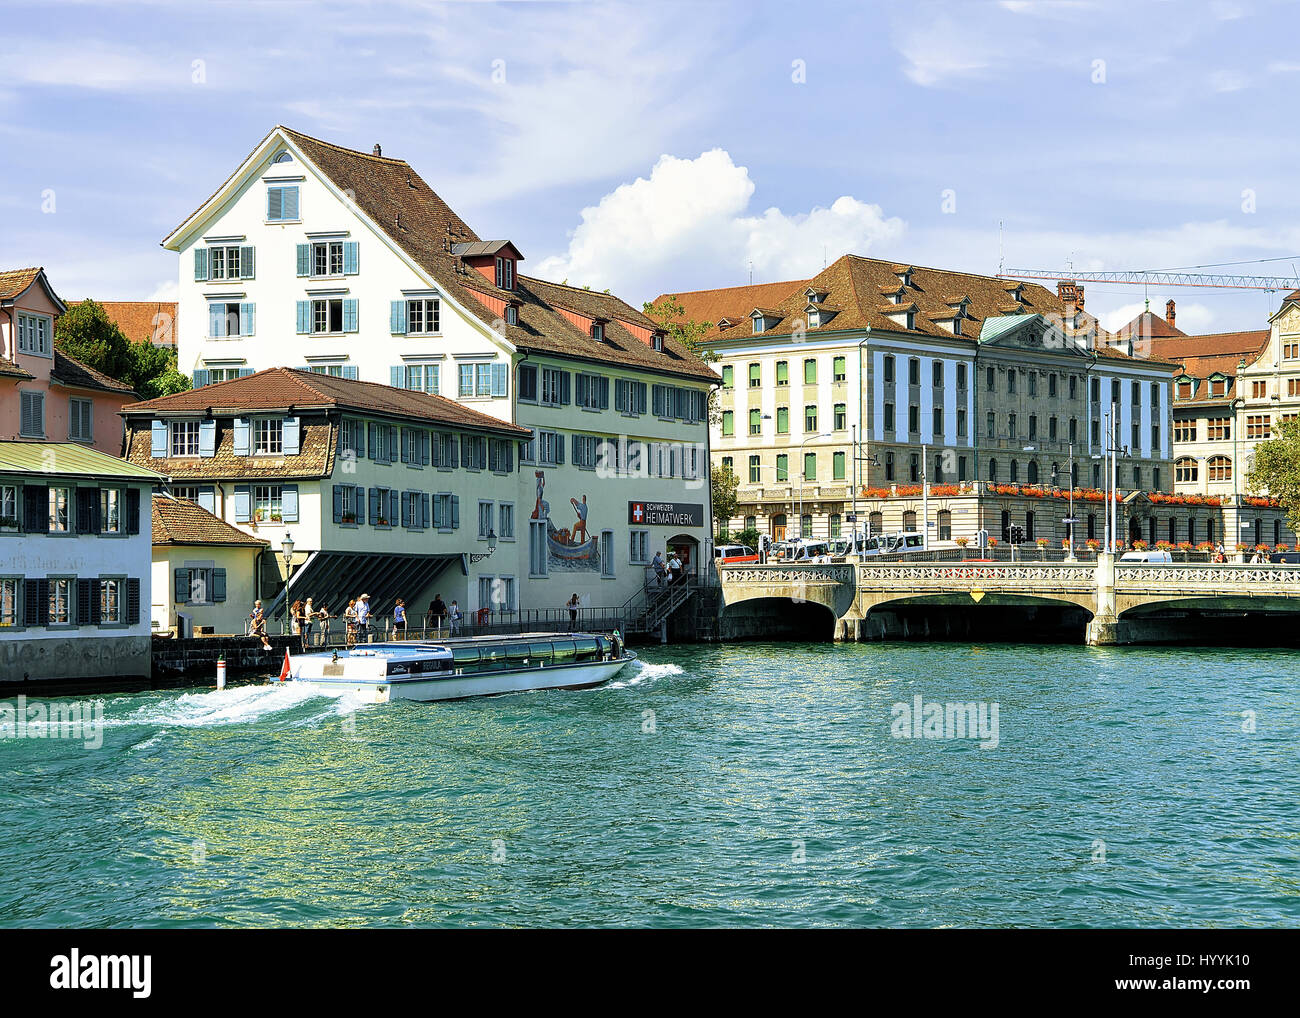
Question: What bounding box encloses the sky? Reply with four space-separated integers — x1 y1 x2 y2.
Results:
3 0 1300 335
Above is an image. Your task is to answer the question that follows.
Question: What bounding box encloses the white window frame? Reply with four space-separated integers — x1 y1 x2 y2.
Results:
208 245 242 280
0 577 19 627
100 488 121 534
48 577 72 626
254 485 283 523
68 397 94 442
312 240 344 278
407 298 441 334
629 530 649 564
48 486 70 534
0 485 17 531
253 418 284 455
16 313 52 357
100 577 125 623
311 298 344 334
499 502 515 540
478 499 495 539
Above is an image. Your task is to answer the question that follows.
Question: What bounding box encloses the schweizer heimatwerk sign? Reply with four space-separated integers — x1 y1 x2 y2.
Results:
628 501 705 528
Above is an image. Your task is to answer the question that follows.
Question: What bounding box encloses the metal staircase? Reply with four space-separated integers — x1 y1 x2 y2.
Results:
623 580 697 637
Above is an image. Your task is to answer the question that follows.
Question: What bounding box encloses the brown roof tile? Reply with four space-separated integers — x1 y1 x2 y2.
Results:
127 416 335 481
67 300 178 347
153 495 268 547
652 279 809 329
0 267 41 301
50 349 138 397
0 355 34 380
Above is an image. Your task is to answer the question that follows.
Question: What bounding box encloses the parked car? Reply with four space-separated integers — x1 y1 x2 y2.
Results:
714 544 759 563
773 539 832 562
1120 550 1173 563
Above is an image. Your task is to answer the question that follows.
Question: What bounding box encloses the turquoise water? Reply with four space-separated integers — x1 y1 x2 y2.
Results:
2 642 1297 928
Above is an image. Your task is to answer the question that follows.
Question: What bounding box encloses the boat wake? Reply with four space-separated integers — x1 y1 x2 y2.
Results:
104 681 366 730
606 660 684 690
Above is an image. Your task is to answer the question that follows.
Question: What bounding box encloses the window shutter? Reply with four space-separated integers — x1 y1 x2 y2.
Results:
198 486 216 513
90 579 102 625
77 578 92 624
126 578 140 625
450 435 459 469
233 418 250 456
151 420 169 458
399 428 409 463
194 248 209 281
240 246 255 279
342 365 358 379
369 487 380 525
343 299 358 332
213 569 227 603
296 243 310 277
401 492 411 528
421 493 430 529
571 434 580 465
125 488 140 534
268 187 283 221
389 489 399 527
209 303 224 338
560 372 571 405
390 300 406 334
354 485 365 525
27 578 47 626
283 186 299 220
556 435 565 465
615 379 626 412
283 416 300 455
174 568 190 605
451 495 460 530
75 488 93 534
598 376 609 409
240 302 255 336
432 493 442 529
22 485 46 533
344 242 359 274
332 484 343 523
192 369 210 388
391 366 402 388
281 484 299 523
296 301 310 334
420 431 430 465
491 362 508 397
233 485 251 522
503 440 513 472
199 419 216 457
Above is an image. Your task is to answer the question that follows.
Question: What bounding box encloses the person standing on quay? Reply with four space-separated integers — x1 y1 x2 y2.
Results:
343 598 358 647
356 593 371 643
393 598 407 640
567 593 580 631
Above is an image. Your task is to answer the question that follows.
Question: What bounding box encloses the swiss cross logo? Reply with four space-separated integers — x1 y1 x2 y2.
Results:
631 502 645 523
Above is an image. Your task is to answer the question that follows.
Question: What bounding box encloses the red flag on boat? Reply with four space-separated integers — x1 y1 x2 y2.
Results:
279 648 292 681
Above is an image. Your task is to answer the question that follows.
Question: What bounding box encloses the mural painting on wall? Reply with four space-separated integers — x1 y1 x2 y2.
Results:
531 471 600 571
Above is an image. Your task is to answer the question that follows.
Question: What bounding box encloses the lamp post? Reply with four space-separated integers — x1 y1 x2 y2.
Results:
281 531 295 586
797 431 832 540
469 529 498 563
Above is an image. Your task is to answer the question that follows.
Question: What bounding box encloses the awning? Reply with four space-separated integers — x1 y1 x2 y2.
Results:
269 551 462 619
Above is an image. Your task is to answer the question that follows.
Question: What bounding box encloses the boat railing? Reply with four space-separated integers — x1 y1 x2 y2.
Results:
290 606 636 647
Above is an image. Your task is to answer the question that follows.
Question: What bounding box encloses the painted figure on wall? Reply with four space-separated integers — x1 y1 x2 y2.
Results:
532 471 600 571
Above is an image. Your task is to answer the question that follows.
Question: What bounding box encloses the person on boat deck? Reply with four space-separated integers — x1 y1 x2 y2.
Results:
356 594 371 642
426 594 447 633
311 601 329 646
393 598 407 639
651 551 667 587
447 599 462 635
249 600 272 651
567 593 580 631
343 598 358 646
290 600 305 637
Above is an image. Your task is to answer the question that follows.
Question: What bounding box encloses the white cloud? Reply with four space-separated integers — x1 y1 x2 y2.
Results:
534 150 906 301
1210 70 1247 92
149 278 179 302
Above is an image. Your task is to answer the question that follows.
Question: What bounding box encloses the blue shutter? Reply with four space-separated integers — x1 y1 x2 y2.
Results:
194 248 209 281
233 485 251 522
342 365 358 379
432 493 443 529
240 246 255 279
369 487 380 525
174 568 190 604
296 301 310 334
560 372 571 405
213 569 227 603
420 431 430 465
240 303 255 336
233 418 250 456
556 434 565 465
343 242 359 274
354 485 365 525
192 369 210 388
391 366 402 388
283 416 300 455
296 244 310 277
237 368 253 378
267 187 282 221
199 419 216 457
451 495 460 530
281 484 299 523
390 300 406 334
283 186 299 220
209 303 224 338
598 376 609 409
343 299 358 333
421 493 430 529
401 492 411 528
333 484 343 523
150 420 167 457
491 362 508 397
198 486 216 513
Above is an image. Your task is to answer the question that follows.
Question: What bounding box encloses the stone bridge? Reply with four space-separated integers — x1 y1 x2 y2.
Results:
718 556 1300 644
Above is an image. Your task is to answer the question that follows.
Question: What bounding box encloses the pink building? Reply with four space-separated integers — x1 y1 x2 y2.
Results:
0 267 137 455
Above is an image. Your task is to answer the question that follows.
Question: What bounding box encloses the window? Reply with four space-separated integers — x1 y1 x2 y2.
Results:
986 366 995 392
529 520 548 576
829 514 842 538
1048 374 1057 398
48 578 72 625
988 459 998 482
574 373 608 410
1207 417 1231 441
748 363 761 388
833 451 846 480
776 406 789 434
721 365 734 389
908 405 919 434
68 398 94 442
19 391 44 437
495 256 515 291
749 409 762 435
170 421 200 457
883 356 895 384
776 360 789 386
398 363 439 394
255 485 284 522
1207 456 1232 481
938 510 952 542
804 359 817 385
312 299 345 334
478 501 495 538
406 298 441 334
908 358 920 385
1069 375 1078 400
253 418 283 455
933 360 943 387
1028 415 1038 440
0 485 16 531
833 356 847 383
1247 415 1271 440
803 452 816 481
100 489 121 534
100 578 123 624
1028 373 1038 397
933 407 943 437
1174 420 1195 443
834 403 847 431
748 455 761 483
15 313 52 356
987 412 996 439
537 430 563 466
805 405 818 432
601 530 615 578
630 530 649 564
207 245 244 280
1252 380 1267 399
884 452 895 481
957 408 967 438
267 185 299 221
909 454 920 482
459 363 496 398
499 503 515 540
776 454 788 482
1008 370 1017 395
884 403 895 432
48 487 70 533
957 363 967 389
958 456 967 481
903 510 917 531
1049 416 1058 442
0 577 18 627
799 514 813 539
722 411 734 436
1010 460 1019 483
541 367 565 406
1008 412 1017 439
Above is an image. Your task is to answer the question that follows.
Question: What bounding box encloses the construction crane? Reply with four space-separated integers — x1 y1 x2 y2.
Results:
1001 267 1300 291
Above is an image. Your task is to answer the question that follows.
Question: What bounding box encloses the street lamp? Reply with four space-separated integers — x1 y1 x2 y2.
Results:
797 431 833 540
281 531 295 583
469 529 498 563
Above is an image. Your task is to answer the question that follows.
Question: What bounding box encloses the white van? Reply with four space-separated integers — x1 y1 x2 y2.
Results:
1120 550 1173 564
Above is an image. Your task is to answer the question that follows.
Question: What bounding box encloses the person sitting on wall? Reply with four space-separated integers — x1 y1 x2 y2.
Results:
249 600 272 651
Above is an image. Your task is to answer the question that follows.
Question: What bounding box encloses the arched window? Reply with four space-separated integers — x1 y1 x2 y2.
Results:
772 514 787 541
1207 456 1232 481
937 510 952 541
869 511 883 535
799 514 813 539
902 510 917 531
1175 457 1198 483
1025 510 1035 542
1087 513 1096 540
1001 509 1011 542
828 514 842 538
1206 518 1215 543
1010 460 1019 483
1027 461 1039 484
989 459 998 482
744 516 756 532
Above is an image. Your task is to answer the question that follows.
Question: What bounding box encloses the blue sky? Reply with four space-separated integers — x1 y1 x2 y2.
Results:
3 0 1299 334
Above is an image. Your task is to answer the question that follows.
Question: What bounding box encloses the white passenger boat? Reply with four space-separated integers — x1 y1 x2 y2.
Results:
287 631 637 703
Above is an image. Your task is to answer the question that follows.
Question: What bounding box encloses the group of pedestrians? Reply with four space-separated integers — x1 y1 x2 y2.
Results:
650 549 686 588
422 594 463 636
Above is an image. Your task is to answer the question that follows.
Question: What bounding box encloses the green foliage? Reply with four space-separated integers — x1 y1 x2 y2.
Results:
1247 417 1300 532
55 299 190 399
643 294 714 360
736 527 762 550
711 461 739 535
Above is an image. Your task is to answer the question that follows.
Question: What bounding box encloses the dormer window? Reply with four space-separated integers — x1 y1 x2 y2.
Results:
805 288 828 304
893 265 914 287
1176 376 1193 400
751 308 781 334
651 332 665 352
495 256 515 290
591 322 605 342
505 304 518 326
1209 374 1228 398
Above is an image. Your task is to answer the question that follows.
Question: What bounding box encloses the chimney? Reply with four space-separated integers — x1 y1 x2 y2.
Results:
1075 285 1085 312
373 143 382 157
1165 299 1176 328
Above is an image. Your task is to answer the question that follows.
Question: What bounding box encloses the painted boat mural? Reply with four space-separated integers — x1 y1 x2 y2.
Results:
531 470 600 571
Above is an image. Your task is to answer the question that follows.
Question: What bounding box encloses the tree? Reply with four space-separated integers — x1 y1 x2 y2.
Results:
55 299 190 398
711 461 739 536
1247 417 1300 532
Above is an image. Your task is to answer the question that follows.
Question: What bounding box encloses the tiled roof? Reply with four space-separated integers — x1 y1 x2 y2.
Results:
653 279 810 329
1156 329 1271 406
273 129 714 384
153 495 268 547
0 267 41 301
1114 310 1185 340
67 300 178 347
50 349 138 397
126 417 335 480
120 366 530 435
0 355 34 380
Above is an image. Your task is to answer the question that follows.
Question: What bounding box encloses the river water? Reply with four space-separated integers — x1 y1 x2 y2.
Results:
2 642 1297 927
